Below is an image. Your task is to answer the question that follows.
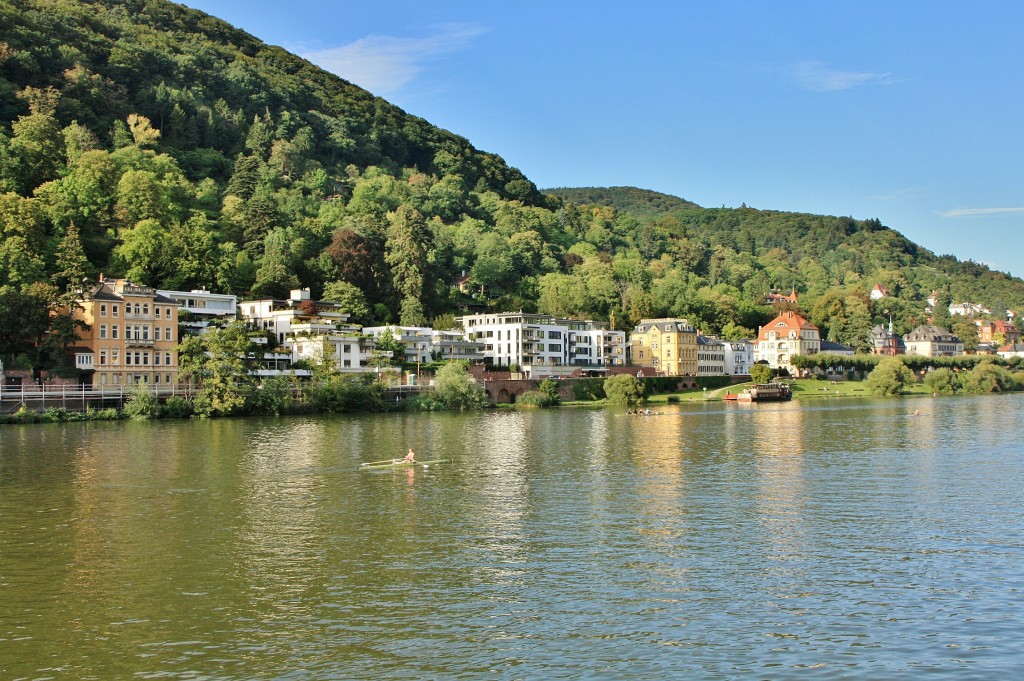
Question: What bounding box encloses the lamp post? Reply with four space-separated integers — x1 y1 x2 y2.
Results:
703 386 707 400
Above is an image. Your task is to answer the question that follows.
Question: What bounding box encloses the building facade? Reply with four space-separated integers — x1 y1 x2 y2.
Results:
722 339 756 376
629 318 698 376
903 325 964 357
977 319 1021 346
73 278 179 386
755 311 821 375
456 312 624 374
869 324 905 355
696 335 726 376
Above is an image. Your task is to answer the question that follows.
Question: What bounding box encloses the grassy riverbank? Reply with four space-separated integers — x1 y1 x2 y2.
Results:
645 378 940 404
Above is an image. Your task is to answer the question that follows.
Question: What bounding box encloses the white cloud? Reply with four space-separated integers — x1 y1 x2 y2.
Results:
795 61 893 92
301 23 488 96
939 207 1024 218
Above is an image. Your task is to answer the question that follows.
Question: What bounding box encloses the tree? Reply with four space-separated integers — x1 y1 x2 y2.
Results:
322 280 370 323
537 378 562 406
432 360 486 410
385 205 433 306
951 318 979 353
603 374 645 405
127 113 161 148
750 363 773 384
865 357 916 396
372 328 405 365
178 322 256 416
53 222 91 299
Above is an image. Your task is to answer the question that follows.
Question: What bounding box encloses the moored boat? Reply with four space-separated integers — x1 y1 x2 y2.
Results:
725 382 792 402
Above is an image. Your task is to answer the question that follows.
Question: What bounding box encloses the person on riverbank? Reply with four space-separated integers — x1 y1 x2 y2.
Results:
403 448 416 463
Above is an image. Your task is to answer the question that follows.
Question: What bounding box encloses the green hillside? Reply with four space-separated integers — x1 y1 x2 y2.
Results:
2 0 1023 371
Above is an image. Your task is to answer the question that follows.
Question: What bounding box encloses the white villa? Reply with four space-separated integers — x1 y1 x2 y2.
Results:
722 339 756 376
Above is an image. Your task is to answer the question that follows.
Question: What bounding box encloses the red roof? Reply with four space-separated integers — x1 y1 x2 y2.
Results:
758 311 818 341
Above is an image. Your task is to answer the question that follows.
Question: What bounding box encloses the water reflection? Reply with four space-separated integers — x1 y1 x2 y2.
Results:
4 396 1024 679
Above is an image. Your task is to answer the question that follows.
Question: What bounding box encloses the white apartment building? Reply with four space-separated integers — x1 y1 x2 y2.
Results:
696 335 726 376
456 312 625 375
722 339 755 376
287 322 373 371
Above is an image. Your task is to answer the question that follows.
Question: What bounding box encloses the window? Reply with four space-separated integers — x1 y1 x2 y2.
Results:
135 352 141 366
99 324 107 339
142 326 149 340
155 353 161 365
165 352 172 366
155 327 161 341
99 350 107 365
154 374 160 383
112 325 119 339
155 307 161 319
112 349 119 364
125 353 132 366
143 304 149 316
112 305 119 317
166 307 172 318
142 352 149 365
100 304 107 317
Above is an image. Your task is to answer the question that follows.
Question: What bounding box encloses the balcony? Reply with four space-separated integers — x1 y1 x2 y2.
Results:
125 337 155 347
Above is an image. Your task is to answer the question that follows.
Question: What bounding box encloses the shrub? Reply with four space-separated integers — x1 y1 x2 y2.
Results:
123 384 160 419
572 378 606 401
924 368 960 395
162 396 194 418
604 374 645 405
865 357 916 396
516 390 557 408
961 363 1017 394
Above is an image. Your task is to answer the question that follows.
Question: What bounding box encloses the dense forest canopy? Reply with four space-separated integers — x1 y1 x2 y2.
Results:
2 0 1023 371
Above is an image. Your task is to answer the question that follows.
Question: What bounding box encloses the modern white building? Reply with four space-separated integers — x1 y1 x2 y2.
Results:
696 335 726 376
238 289 351 345
287 323 373 371
456 311 625 375
157 288 237 334
363 325 434 365
722 339 755 376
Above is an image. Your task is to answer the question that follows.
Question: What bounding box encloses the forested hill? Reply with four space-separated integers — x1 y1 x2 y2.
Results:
2 0 1024 370
544 187 699 216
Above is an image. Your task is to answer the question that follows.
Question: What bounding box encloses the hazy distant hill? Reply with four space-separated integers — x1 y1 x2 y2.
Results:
1 0 1023 369
544 186 700 216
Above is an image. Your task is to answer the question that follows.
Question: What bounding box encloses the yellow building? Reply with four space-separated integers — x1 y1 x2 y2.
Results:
629 318 698 376
73 278 179 387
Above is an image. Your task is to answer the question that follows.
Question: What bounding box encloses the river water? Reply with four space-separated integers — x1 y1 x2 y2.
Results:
2 394 1024 679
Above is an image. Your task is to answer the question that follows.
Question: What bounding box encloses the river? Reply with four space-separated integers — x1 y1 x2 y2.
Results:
2 394 1023 679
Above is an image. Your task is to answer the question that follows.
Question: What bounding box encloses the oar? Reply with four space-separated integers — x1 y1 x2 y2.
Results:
360 457 401 466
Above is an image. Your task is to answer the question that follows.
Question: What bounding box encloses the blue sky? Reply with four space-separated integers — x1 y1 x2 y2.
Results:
182 0 1024 277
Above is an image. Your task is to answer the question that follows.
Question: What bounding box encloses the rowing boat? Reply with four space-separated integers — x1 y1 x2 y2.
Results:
359 458 451 470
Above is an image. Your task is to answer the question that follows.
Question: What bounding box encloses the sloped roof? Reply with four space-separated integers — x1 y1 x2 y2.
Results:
757 311 818 340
